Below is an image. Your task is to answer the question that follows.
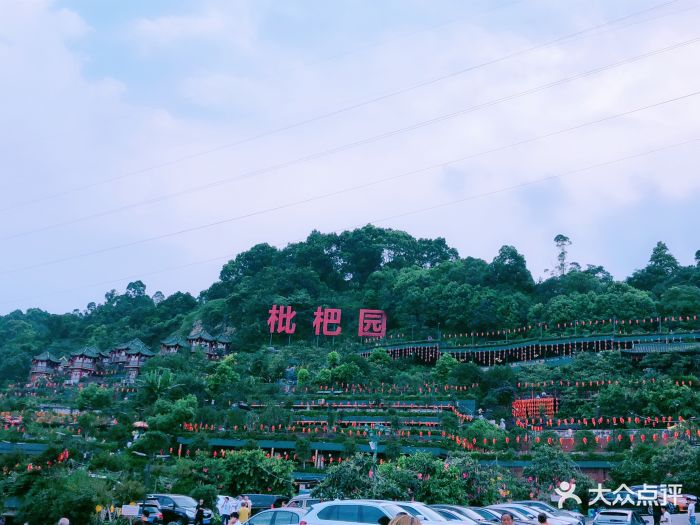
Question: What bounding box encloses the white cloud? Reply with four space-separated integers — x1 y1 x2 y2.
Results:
0 0 699 312
129 1 256 53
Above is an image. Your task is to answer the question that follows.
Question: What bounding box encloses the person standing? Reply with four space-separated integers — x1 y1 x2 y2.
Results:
661 505 672 525
219 496 233 525
537 514 549 525
688 496 696 525
653 503 662 525
194 499 206 525
238 500 251 523
228 512 240 525
231 496 243 516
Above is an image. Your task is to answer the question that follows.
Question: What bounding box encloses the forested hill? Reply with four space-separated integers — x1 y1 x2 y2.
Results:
1 225 699 382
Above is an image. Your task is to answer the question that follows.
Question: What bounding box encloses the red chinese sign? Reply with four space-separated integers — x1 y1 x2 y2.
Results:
267 305 297 334
358 309 387 338
313 307 342 336
267 305 386 338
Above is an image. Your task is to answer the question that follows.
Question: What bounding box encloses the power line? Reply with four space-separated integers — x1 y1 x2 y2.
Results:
0 89 698 277
0 0 686 214
0 1 523 167
3 35 699 242
1 135 697 308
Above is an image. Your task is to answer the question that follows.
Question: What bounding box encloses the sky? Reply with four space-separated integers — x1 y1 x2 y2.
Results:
1 0 699 314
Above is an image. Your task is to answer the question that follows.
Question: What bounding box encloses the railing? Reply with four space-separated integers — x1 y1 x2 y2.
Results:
30 366 56 374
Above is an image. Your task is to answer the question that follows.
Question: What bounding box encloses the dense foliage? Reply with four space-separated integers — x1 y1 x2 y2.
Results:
0 228 698 520
0 228 698 385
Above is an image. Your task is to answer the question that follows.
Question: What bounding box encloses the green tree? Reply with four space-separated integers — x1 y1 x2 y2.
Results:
295 438 312 468
434 354 458 384
554 234 572 276
75 384 113 410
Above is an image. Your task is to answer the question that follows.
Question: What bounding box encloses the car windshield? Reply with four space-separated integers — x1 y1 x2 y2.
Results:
511 508 538 519
383 504 409 518
472 509 500 521
400 504 448 522
496 508 531 520
172 496 198 507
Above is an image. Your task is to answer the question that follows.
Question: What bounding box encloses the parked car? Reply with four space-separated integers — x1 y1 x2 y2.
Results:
137 501 164 525
246 508 308 525
592 510 647 525
470 508 507 523
302 499 417 525
431 505 500 524
485 506 537 525
511 501 585 522
147 494 213 525
396 502 478 525
488 504 574 525
241 494 289 516
507 502 583 525
286 495 321 510
673 495 697 513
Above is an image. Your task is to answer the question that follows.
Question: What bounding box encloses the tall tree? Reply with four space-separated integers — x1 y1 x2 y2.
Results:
554 234 572 276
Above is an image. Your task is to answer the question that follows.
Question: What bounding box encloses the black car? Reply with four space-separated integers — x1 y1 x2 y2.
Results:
240 494 289 516
138 501 164 524
147 494 213 525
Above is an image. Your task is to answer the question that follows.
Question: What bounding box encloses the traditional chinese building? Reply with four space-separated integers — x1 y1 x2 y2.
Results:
160 335 190 355
98 350 111 368
29 352 61 384
68 347 100 384
123 341 155 382
187 330 230 360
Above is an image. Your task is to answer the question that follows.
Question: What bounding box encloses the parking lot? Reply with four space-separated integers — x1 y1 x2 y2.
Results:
589 513 692 525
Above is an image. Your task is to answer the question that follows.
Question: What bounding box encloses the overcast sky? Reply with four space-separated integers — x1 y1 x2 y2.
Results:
1 0 699 314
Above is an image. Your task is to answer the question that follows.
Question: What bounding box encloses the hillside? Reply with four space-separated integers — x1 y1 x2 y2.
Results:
1 226 699 383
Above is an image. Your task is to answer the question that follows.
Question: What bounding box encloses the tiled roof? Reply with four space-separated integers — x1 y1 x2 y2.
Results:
33 352 61 364
71 346 100 358
188 330 215 342
112 338 154 356
161 335 190 347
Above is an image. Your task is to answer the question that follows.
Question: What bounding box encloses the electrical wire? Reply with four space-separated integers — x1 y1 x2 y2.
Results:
0 135 696 308
0 0 687 213
0 87 697 277
3 35 699 242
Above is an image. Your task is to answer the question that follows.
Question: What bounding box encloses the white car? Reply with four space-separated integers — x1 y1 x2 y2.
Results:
593 510 647 525
488 505 572 525
396 502 479 525
510 502 584 525
243 508 309 525
302 499 439 525
287 495 322 510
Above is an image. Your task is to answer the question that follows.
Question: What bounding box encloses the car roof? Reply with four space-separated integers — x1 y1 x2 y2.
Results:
258 508 307 515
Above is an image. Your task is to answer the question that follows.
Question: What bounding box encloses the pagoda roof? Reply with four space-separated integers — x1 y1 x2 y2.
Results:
216 334 232 344
188 330 215 342
113 338 154 356
161 334 190 347
71 347 100 359
126 339 154 356
33 352 61 364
